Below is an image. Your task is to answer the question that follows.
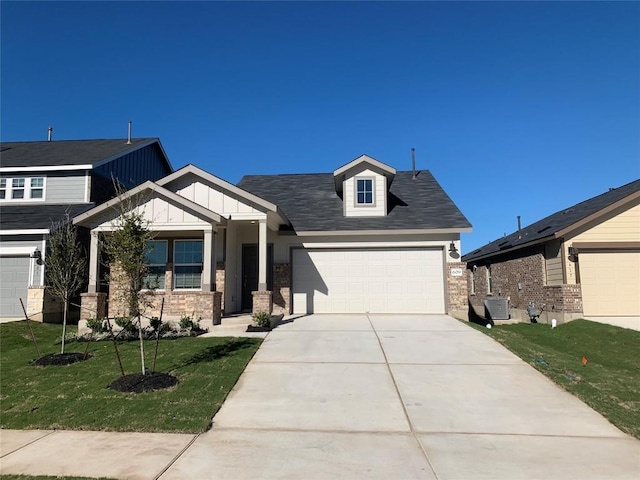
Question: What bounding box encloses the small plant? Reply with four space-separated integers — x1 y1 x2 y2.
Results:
179 314 198 330
115 316 137 335
149 316 162 332
253 311 271 328
86 317 107 334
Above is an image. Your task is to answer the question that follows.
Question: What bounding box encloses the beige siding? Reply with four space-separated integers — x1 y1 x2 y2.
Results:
344 168 387 217
544 239 564 285
571 201 640 243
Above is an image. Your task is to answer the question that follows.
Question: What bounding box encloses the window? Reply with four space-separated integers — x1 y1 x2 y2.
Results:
0 176 45 201
487 266 493 294
470 269 476 295
143 240 167 289
356 178 373 205
174 240 203 289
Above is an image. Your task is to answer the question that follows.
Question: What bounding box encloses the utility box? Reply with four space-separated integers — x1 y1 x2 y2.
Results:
484 297 509 320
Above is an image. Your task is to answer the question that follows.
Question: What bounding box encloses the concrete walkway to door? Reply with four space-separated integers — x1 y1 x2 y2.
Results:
1 315 638 479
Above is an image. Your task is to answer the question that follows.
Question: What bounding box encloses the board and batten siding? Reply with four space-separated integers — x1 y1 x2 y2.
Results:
171 177 262 217
343 169 387 217
544 239 564 285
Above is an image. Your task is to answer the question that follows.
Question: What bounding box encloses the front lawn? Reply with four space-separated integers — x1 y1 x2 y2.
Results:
0 321 261 433
467 319 640 439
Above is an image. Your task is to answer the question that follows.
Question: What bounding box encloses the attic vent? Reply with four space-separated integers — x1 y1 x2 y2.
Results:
537 226 551 234
562 208 574 215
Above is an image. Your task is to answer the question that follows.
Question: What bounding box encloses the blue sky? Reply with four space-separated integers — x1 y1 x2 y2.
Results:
2 1 638 253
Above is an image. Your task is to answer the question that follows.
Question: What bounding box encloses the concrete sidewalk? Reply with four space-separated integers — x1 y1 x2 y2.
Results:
2 314 639 479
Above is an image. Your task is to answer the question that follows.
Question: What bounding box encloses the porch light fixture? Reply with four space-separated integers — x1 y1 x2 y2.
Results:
568 246 578 261
31 247 43 265
449 241 458 254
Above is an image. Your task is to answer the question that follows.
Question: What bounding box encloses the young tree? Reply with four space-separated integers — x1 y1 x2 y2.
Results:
102 195 155 375
46 213 87 354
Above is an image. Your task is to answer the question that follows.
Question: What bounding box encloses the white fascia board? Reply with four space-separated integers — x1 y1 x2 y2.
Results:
92 223 214 233
300 241 448 249
0 229 50 235
0 165 92 173
157 164 279 212
333 154 396 177
293 228 472 236
0 245 44 255
227 212 268 221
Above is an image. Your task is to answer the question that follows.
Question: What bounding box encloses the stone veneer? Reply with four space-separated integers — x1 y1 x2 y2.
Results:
215 262 225 313
252 290 273 314
272 263 291 315
80 292 107 321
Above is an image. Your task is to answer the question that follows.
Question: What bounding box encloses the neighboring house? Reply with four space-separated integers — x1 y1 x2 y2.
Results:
462 179 640 323
0 138 173 321
73 154 472 323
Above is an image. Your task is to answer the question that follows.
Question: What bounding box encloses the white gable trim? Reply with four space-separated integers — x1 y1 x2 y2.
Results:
333 154 396 178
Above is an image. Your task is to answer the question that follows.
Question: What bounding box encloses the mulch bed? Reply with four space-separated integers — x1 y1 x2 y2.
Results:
108 372 179 393
246 325 271 332
34 352 91 366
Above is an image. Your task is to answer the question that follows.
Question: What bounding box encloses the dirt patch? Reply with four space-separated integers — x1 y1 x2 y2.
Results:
108 372 178 393
246 325 271 332
34 352 91 366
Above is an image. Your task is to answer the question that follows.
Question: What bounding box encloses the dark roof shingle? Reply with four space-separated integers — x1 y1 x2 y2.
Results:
0 138 158 168
462 178 640 262
0 204 94 230
238 170 471 231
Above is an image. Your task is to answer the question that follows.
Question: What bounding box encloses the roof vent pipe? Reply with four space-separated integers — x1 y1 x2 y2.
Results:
517 215 522 238
127 120 132 144
411 148 416 179
47 126 53 142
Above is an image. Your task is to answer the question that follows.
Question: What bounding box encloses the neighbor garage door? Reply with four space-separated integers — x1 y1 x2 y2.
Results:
0 256 30 318
292 248 445 314
580 251 640 316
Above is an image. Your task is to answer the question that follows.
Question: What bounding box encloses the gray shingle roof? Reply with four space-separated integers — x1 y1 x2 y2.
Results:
462 178 640 262
0 138 158 168
238 170 471 231
0 204 94 230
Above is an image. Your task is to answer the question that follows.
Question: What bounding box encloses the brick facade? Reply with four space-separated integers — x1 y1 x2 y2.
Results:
252 290 273 314
446 262 467 316
80 292 107 321
272 263 291 315
215 262 225 313
466 246 584 323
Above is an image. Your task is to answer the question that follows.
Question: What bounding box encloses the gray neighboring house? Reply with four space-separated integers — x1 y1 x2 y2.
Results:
0 138 173 321
73 154 472 323
462 178 640 324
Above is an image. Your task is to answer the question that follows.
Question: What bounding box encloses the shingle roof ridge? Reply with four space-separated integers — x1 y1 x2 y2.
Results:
1 137 156 145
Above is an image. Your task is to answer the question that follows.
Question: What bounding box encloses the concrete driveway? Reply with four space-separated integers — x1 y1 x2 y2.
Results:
2 314 638 479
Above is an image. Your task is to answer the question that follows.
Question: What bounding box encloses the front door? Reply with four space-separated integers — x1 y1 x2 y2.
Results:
241 244 273 311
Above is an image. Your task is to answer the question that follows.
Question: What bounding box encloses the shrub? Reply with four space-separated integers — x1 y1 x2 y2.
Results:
86 317 107 334
114 316 137 335
253 311 271 328
149 316 162 332
179 314 199 330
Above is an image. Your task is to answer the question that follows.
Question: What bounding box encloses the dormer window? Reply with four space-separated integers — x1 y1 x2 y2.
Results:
356 178 374 205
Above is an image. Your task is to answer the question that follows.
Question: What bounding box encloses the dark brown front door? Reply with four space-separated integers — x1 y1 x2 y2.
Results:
241 244 273 311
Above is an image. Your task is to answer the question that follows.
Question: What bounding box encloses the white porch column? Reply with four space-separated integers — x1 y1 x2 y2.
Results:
258 219 268 291
202 228 216 292
87 231 99 293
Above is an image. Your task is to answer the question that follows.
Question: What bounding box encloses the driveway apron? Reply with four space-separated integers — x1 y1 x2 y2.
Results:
162 314 640 480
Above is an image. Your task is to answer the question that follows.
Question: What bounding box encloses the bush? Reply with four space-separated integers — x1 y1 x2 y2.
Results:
149 316 162 332
114 316 137 335
86 317 107 334
179 314 199 330
253 311 271 328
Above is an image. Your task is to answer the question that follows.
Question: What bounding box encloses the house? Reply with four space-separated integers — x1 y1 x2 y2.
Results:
462 179 640 325
73 154 472 323
0 138 173 321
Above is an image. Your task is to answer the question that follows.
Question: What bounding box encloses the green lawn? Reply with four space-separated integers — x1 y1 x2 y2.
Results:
467 319 640 439
0 321 261 433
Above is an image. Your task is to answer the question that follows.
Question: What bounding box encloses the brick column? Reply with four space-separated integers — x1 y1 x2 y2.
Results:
80 292 107 321
272 263 290 315
215 262 225 313
446 262 467 317
252 290 273 314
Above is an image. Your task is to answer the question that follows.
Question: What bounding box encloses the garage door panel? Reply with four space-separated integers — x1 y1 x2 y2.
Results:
0 256 30 318
580 251 640 316
292 248 445 314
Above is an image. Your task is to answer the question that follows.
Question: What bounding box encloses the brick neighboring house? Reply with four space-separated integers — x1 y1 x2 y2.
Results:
73 154 472 323
0 138 173 321
462 179 640 324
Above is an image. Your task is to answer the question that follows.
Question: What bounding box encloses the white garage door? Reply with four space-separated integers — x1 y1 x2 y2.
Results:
292 248 445 314
580 251 640 316
0 256 30 318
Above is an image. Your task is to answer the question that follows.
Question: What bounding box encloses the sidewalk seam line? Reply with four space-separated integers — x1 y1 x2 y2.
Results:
154 433 200 480
366 315 441 480
0 429 56 459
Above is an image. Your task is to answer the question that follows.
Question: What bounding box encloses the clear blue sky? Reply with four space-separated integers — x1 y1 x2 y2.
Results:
2 1 638 253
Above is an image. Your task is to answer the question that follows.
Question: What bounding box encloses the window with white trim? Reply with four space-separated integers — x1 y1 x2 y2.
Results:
143 240 167 290
174 240 203 289
470 269 476 295
487 265 493 294
0 176 46 201
356 178 374 205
